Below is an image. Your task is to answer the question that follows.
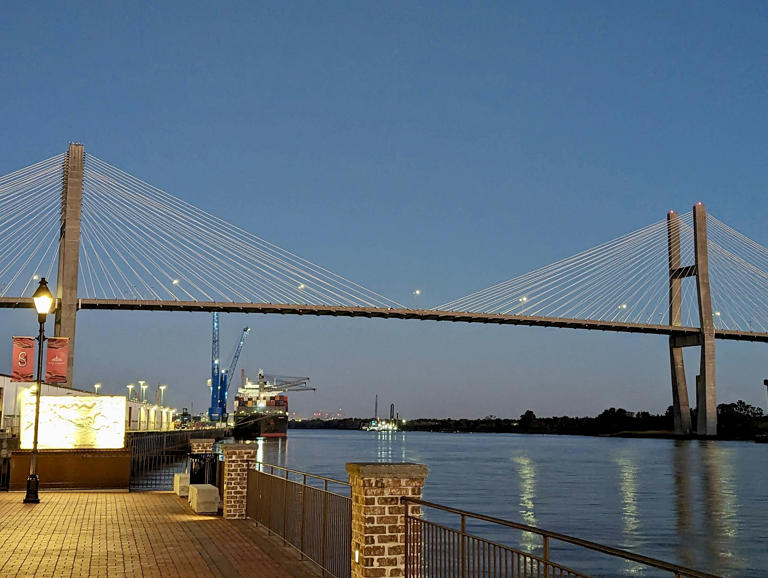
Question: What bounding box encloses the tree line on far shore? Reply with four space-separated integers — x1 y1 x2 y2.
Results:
289 400 768 440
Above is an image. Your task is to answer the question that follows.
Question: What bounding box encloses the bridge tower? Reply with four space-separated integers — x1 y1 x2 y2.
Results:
667 203 717 436
54 143 84 387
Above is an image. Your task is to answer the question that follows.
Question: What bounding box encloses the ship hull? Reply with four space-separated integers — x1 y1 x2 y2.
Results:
234 413 287 440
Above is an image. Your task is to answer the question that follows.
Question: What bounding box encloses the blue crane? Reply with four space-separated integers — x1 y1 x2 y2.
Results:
208 312 250 422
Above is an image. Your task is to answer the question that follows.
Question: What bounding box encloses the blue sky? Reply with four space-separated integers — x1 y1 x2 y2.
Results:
1 2 767 418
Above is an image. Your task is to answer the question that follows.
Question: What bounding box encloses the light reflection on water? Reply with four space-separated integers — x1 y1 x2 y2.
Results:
512 453 539 553
250 430 765 576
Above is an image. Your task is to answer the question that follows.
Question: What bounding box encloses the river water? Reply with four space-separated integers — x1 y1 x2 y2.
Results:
248 429 767 577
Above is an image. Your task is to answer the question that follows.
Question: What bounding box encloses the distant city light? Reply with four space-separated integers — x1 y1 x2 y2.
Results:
172 279 179 285
298 283 306 290
413 289 421 295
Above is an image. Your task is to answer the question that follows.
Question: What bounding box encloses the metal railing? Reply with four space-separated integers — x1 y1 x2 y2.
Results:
247 463 351 578
404 498 719 578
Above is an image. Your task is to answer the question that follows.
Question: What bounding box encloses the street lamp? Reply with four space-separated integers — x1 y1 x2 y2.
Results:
126 384 134 401
24 277 54 504
94 382 101 394
159 384 167 407
138 380 147 402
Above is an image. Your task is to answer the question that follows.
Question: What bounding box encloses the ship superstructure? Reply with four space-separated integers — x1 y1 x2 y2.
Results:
233 370 314 438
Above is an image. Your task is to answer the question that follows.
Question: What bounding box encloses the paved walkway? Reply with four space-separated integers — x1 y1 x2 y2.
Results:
0 491 321 577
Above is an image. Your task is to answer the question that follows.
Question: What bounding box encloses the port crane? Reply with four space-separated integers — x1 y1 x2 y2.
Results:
208 312 250 421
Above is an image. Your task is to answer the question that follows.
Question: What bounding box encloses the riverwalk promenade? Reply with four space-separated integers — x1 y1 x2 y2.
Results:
0 491 320 578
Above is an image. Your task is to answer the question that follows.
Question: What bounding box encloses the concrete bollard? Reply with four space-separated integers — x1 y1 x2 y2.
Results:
346 462 428 578
221 444 257 519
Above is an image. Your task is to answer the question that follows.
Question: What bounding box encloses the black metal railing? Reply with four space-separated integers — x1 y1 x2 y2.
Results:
247 463 351 578
127 429 230 491
189 453 219 485
404 498 719 578
0 457 10 491
129 452 188 491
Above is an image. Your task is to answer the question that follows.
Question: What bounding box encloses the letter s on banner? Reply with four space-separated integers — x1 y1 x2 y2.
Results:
11 337 35 382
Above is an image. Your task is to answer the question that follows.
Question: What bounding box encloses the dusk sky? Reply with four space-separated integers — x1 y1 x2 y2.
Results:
2 2 768 418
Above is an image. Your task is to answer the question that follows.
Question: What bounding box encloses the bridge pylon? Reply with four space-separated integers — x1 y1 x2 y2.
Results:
53 143 84 387
667 203 717 436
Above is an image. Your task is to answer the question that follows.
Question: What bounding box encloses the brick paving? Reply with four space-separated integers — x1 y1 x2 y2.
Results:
0 491 321 578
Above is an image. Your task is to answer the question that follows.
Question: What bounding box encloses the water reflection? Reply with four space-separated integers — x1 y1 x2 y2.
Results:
699 441 742 574
673 441 695 568
616 454 642 575
512 453 538 553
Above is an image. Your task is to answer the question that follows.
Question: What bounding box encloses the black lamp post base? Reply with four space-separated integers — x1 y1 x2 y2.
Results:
23 474 40 503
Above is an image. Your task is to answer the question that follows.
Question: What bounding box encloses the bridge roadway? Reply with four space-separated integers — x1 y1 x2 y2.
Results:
1 297 767 343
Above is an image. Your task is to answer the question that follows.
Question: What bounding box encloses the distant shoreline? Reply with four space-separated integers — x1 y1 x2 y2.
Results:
290 401 768 441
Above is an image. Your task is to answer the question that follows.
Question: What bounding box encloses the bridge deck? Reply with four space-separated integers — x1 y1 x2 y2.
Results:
0 491 319 578
1 297 766 343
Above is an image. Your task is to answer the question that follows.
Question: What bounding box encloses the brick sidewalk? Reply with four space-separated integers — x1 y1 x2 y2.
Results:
0 491 321 577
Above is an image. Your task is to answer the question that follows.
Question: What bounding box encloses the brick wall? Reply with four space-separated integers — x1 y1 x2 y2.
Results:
346 463 428 578
190 438 215 453
221 444 257 519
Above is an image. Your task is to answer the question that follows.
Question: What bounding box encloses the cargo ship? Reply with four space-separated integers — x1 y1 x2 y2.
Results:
233 370 314 439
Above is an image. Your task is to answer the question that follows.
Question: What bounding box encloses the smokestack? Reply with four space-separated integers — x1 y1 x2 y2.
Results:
390 403 394 420
375 394 378 420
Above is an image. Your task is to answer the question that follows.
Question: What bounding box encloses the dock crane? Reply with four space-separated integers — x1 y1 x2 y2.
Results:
208 312 250 422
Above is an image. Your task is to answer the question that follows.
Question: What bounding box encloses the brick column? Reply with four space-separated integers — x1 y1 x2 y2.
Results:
346 462 428 578
221 444 257 519
190 438 215 453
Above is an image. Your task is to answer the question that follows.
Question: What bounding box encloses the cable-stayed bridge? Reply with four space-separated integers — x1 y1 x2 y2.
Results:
2 144 768 436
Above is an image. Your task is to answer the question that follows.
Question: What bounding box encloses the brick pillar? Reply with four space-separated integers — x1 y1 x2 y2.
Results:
346 462 428 578
221 444 257 519
190 438 216 453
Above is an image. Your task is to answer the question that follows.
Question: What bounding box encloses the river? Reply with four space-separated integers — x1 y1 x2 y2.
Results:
247 429 766 577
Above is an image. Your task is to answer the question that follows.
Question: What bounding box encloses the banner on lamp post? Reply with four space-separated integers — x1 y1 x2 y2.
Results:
45 337 69 384
11 337 35 382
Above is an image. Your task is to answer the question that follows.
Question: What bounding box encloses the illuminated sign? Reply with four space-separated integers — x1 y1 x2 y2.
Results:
20 394 126 449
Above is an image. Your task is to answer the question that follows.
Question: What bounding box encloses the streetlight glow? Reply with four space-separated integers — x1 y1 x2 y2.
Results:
94 383 101 394
32 278 54 317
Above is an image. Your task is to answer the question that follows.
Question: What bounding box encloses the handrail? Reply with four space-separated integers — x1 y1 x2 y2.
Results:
403 497 720 578
254 462 350 489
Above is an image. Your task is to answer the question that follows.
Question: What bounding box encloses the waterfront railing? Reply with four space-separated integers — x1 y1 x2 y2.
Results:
247 462 351 578
403 497 719 578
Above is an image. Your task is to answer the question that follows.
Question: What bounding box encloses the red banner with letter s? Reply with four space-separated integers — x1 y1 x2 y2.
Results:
45 337 69 384
11 337 34 382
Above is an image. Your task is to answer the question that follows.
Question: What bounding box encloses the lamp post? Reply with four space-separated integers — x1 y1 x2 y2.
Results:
94 382 101 394
126 383 134 401
24 277 54 504
159 384 167 407
139 380 147 403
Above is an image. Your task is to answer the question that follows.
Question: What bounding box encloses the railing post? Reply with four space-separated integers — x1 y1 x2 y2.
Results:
347 463 429 578
542 535 549 562
300 474 307 561
282 469 289 544
322 479 328 575
461 513 467 578
404 500 410 578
